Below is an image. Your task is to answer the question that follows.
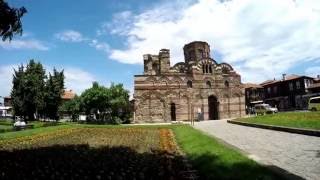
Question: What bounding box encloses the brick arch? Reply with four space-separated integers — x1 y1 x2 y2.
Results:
158 76 171 85
219 63 234 74
207 92 220 101
172 62 186 73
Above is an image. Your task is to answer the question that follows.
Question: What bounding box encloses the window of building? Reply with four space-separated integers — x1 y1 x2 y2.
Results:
289 82 293 91
273 86 277 94
209 66 212 73
222 67 229 74
187 80 193 88
267 87 271 94
206 81 211 88
296 81 300 89
224 80 229 87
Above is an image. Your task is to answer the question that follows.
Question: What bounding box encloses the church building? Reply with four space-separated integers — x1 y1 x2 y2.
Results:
133 41 245 123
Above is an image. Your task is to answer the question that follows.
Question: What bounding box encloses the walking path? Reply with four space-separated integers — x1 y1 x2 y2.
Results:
194 120 320 180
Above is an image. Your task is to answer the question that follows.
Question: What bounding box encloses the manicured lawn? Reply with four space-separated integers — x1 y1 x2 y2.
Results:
0 124 73 140
0 121 13 133
171 125 282 180
0 119 64 135
0 124 283 179
0 124 12 133
0 119 13 126
238 111 320 130
0 125 12 131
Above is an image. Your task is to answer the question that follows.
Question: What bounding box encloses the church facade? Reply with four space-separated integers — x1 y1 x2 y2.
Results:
133 41 245 123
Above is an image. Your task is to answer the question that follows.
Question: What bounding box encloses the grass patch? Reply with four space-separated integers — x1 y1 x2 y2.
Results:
0 125 12 130
0 119 64 134
0 119 13 126
171 125 282 180
0 125 73 140
238 111 320 130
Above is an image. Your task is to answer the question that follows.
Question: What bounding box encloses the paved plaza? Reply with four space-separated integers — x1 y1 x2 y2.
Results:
194 120 320 180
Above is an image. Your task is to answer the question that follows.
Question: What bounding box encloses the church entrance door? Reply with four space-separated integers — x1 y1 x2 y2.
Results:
170 103 176 121
208 96 219 120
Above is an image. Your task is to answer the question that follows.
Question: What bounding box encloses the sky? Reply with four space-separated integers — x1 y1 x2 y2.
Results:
1 0 320 98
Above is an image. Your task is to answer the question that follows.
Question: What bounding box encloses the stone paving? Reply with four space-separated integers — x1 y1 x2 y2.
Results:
194 120 320 180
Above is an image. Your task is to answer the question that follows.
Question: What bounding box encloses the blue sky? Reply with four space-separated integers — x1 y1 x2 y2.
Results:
1 0 320 98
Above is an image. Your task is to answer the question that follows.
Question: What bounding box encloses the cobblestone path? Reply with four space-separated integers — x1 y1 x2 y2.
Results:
194 120 320 180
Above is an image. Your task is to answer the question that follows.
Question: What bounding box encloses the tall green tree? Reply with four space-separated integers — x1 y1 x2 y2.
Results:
0 0 27 41
45 68 64 120
23 60 46 120
11 64 25 117
11 60 46 121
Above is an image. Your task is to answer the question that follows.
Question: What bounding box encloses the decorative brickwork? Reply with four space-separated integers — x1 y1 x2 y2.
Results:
133 41 245 123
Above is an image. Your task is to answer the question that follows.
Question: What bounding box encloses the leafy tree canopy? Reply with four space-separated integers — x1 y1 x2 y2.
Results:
11 60 64 121
0 0 27 41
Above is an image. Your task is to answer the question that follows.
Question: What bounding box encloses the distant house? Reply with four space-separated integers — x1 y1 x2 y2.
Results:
308 75 320 94
3 90 76 107
261 74 315 110
4 96 12 107
61 90 76 103
244 83 264 109
0 106 12 117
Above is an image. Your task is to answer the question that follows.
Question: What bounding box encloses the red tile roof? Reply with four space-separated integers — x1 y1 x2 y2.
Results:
243 83 263 88
260 74 313 86
62 90 76 100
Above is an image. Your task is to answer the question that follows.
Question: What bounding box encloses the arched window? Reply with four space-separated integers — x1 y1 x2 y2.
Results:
206 81 211 88
209 65 212 73
206 65 209 73
202 64 205 73
187 80 193 88
222 67 229 74
224 80 229 87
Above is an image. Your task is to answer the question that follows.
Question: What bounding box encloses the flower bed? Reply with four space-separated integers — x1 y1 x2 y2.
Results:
0 127 196 179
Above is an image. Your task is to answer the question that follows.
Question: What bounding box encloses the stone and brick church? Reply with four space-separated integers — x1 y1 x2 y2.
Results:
133 41 245 123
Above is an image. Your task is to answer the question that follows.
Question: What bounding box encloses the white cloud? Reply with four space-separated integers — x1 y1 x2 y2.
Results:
55 30 111 54
0 39 49 51
89 39 110 53
63 67 96 94
107 0 320 83
0 65 16 98
55 30 86 42
305 66 320 78
97 11 133 36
